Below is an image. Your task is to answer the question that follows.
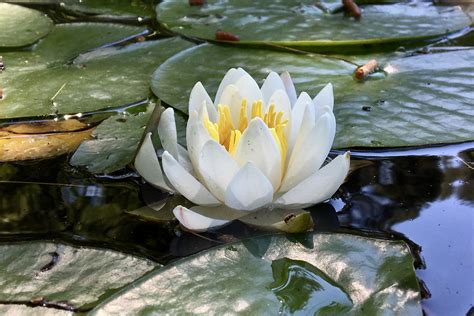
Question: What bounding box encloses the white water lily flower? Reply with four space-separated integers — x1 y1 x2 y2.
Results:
135 68 350 231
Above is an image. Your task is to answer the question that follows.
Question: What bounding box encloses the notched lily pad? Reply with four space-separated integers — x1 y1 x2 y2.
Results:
70 105 153 173
156 0 470 53
152 44 474 148
0 3 53 47
91 233 422 315
0 241 158 309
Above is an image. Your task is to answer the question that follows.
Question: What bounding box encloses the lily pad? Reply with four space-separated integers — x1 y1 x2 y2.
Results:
70 106 153 173
152 44 474 148
2 23 145 71
62 0 157 18
91 233 422 315
0 3 53 47
0 37 193 118
0 241 158 309
156 0 470 53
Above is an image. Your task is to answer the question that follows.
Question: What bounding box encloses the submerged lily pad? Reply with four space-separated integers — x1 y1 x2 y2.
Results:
70 106 153 173
152 44 474 148
0 241 157 309
0 37 193 118
91 233 422 315
0 3 53 47
156 0 470 53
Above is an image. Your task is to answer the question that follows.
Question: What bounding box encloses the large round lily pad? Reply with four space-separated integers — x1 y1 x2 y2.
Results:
62 0 157 18
152 44 474 148
0 3 53 47
0 241 158 309
156 0 470 53
91 233 422 315
0 37 193 118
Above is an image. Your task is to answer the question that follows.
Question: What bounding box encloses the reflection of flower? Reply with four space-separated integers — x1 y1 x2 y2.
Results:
135 68 350 230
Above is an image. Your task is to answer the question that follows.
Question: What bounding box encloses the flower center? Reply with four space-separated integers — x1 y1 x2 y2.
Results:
203 99 288 167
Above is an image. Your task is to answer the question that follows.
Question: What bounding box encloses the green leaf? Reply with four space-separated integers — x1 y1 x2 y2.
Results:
152 44 474 148
0 3 53 47
70 105 153 173
62 0 157 18
0 37 194 118
239 208 314 233
156 0 470 53
0 241 158 309
90 233 422 315
2 23 145 71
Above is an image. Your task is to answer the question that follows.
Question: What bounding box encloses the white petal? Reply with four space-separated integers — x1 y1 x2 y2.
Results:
288 92 315 152
224 162 274 211
217 84 242 127
280 71 297 106
199 140 239 201
233 118 281 191
157 108 178 160
235 73 263 115
173 205 230 232
275 152 350 208
189 81 217 122
162 151 220 206
134 132 172 192
280 109 336 192
214 68 247 104
313 83 334 111
186 111 212 174
261 71 286 105
177 144 194 174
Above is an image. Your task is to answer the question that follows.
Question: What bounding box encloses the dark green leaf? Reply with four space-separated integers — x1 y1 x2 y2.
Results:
156 0 470 53
91 233 422 315
152 44 474 148
0 241 158 309
0 3 53 47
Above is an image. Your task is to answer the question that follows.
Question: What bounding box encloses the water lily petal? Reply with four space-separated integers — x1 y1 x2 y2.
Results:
280 108 336 192
280 71 297 106
173 205 231 232
217 83 242 127
199 140 239 201
162 151 220 206
134 132 172 192
313 83 334 112
177 144 194 174
288 92 314 152
157 108 179 160
224 162 274 211
261 71 286 105
275 152 350 208
186 111 213 173
189 81 217 122
214 67 247 104
235 73 263 116
233 118 281 190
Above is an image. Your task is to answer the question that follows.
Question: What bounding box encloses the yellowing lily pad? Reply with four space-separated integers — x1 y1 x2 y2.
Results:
151 44 474 148
156 0 471 53
0 3 53 47
91 233 422 315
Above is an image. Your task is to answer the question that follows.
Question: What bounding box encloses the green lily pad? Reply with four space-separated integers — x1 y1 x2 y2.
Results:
2 23 145 71
152 44 474 148
0 3 53 48
0 241 158 309
0 37 193 118
70 105 153 173
62 0 157 18
91 233 422 315
156 0 470 53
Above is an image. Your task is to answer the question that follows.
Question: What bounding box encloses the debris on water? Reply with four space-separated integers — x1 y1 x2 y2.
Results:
354 59 378 80
0 56 4 72
362 106 372 112
342 0 361 20
215 30 240 41
189 0 206 6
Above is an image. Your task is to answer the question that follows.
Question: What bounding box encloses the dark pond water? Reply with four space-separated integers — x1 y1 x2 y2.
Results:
1 142 472 315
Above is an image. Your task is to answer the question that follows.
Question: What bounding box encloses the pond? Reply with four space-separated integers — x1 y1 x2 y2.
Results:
0 1 472 315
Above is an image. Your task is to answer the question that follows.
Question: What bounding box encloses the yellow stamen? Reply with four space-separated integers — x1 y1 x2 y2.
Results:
228 130 242 156
204 117 219 142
